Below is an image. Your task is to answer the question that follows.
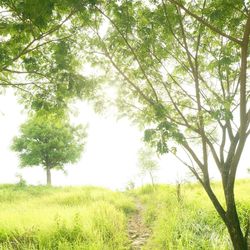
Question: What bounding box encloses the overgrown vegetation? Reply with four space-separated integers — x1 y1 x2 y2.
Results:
132 180 250 250
0 185 135 250
0 181 249 249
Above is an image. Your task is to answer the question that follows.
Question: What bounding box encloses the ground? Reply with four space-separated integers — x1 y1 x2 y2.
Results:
127 198 151 249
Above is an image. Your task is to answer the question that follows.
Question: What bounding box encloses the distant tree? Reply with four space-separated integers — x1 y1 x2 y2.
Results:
15 173 26 187
12 112 86 185
126 180 135 191
137 147 159 187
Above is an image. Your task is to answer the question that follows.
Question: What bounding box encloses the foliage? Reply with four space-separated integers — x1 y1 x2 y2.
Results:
137 147 159 173
137 146 159 186
11 111 86 178
15 173 27 187
0 0 102 111
126 180 135 191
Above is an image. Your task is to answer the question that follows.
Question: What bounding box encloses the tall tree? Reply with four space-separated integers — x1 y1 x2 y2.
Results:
83 1 250 249
11 111 86 185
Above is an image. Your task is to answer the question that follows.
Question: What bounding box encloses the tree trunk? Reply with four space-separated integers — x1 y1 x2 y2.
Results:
225 192 248 250
149 171 155 187
176 183 181 203
226 221 248 250
46 168 52 186
203 181 248 249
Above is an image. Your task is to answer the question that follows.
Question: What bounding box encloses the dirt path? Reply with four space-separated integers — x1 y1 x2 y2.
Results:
127 199 151 250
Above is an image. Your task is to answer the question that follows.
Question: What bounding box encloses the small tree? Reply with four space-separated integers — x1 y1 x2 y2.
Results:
126 180 135 191
12 113 86 185
137 147 159 187
15 173 27 187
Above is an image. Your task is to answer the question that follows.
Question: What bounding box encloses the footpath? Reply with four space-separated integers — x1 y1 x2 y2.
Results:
127 199 151 250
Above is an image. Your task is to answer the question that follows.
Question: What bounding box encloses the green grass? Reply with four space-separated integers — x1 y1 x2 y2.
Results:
0 185 135 250
133 179 250 250
0 180 249 250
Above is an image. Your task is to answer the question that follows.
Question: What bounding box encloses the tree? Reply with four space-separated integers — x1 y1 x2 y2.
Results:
83 1 250 249
0 0 101 110
137 147 159 187
12 112 86 185
0 0 72 88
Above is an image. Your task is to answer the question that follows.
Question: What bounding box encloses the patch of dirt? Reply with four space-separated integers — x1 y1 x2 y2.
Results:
128 199 151 250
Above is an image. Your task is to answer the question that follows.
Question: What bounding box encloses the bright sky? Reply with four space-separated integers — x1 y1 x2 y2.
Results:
0 89 249 190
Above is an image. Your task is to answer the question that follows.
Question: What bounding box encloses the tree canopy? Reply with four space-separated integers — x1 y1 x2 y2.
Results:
0 0 102 112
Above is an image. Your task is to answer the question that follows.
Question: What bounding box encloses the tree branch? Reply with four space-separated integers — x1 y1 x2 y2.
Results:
95 6 160 102
168 0 242 45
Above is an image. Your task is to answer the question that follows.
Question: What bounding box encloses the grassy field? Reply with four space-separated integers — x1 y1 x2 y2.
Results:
135 179 250 250
0 180 249 249
0 185 135 250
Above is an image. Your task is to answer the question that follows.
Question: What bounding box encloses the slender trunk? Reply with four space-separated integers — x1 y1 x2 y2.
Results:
226 213 248 250
46 168 52 186
176 183 181 203
202 181 248 249
225 185 248 250
149 171 155 187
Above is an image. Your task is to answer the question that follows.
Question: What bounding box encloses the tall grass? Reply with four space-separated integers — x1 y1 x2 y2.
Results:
1 180 249 249
135 180 250 250
0 185 135 250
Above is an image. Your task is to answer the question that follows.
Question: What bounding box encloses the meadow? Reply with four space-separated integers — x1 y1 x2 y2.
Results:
135 179 250 250
0 185 135 250
0 180 249 249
